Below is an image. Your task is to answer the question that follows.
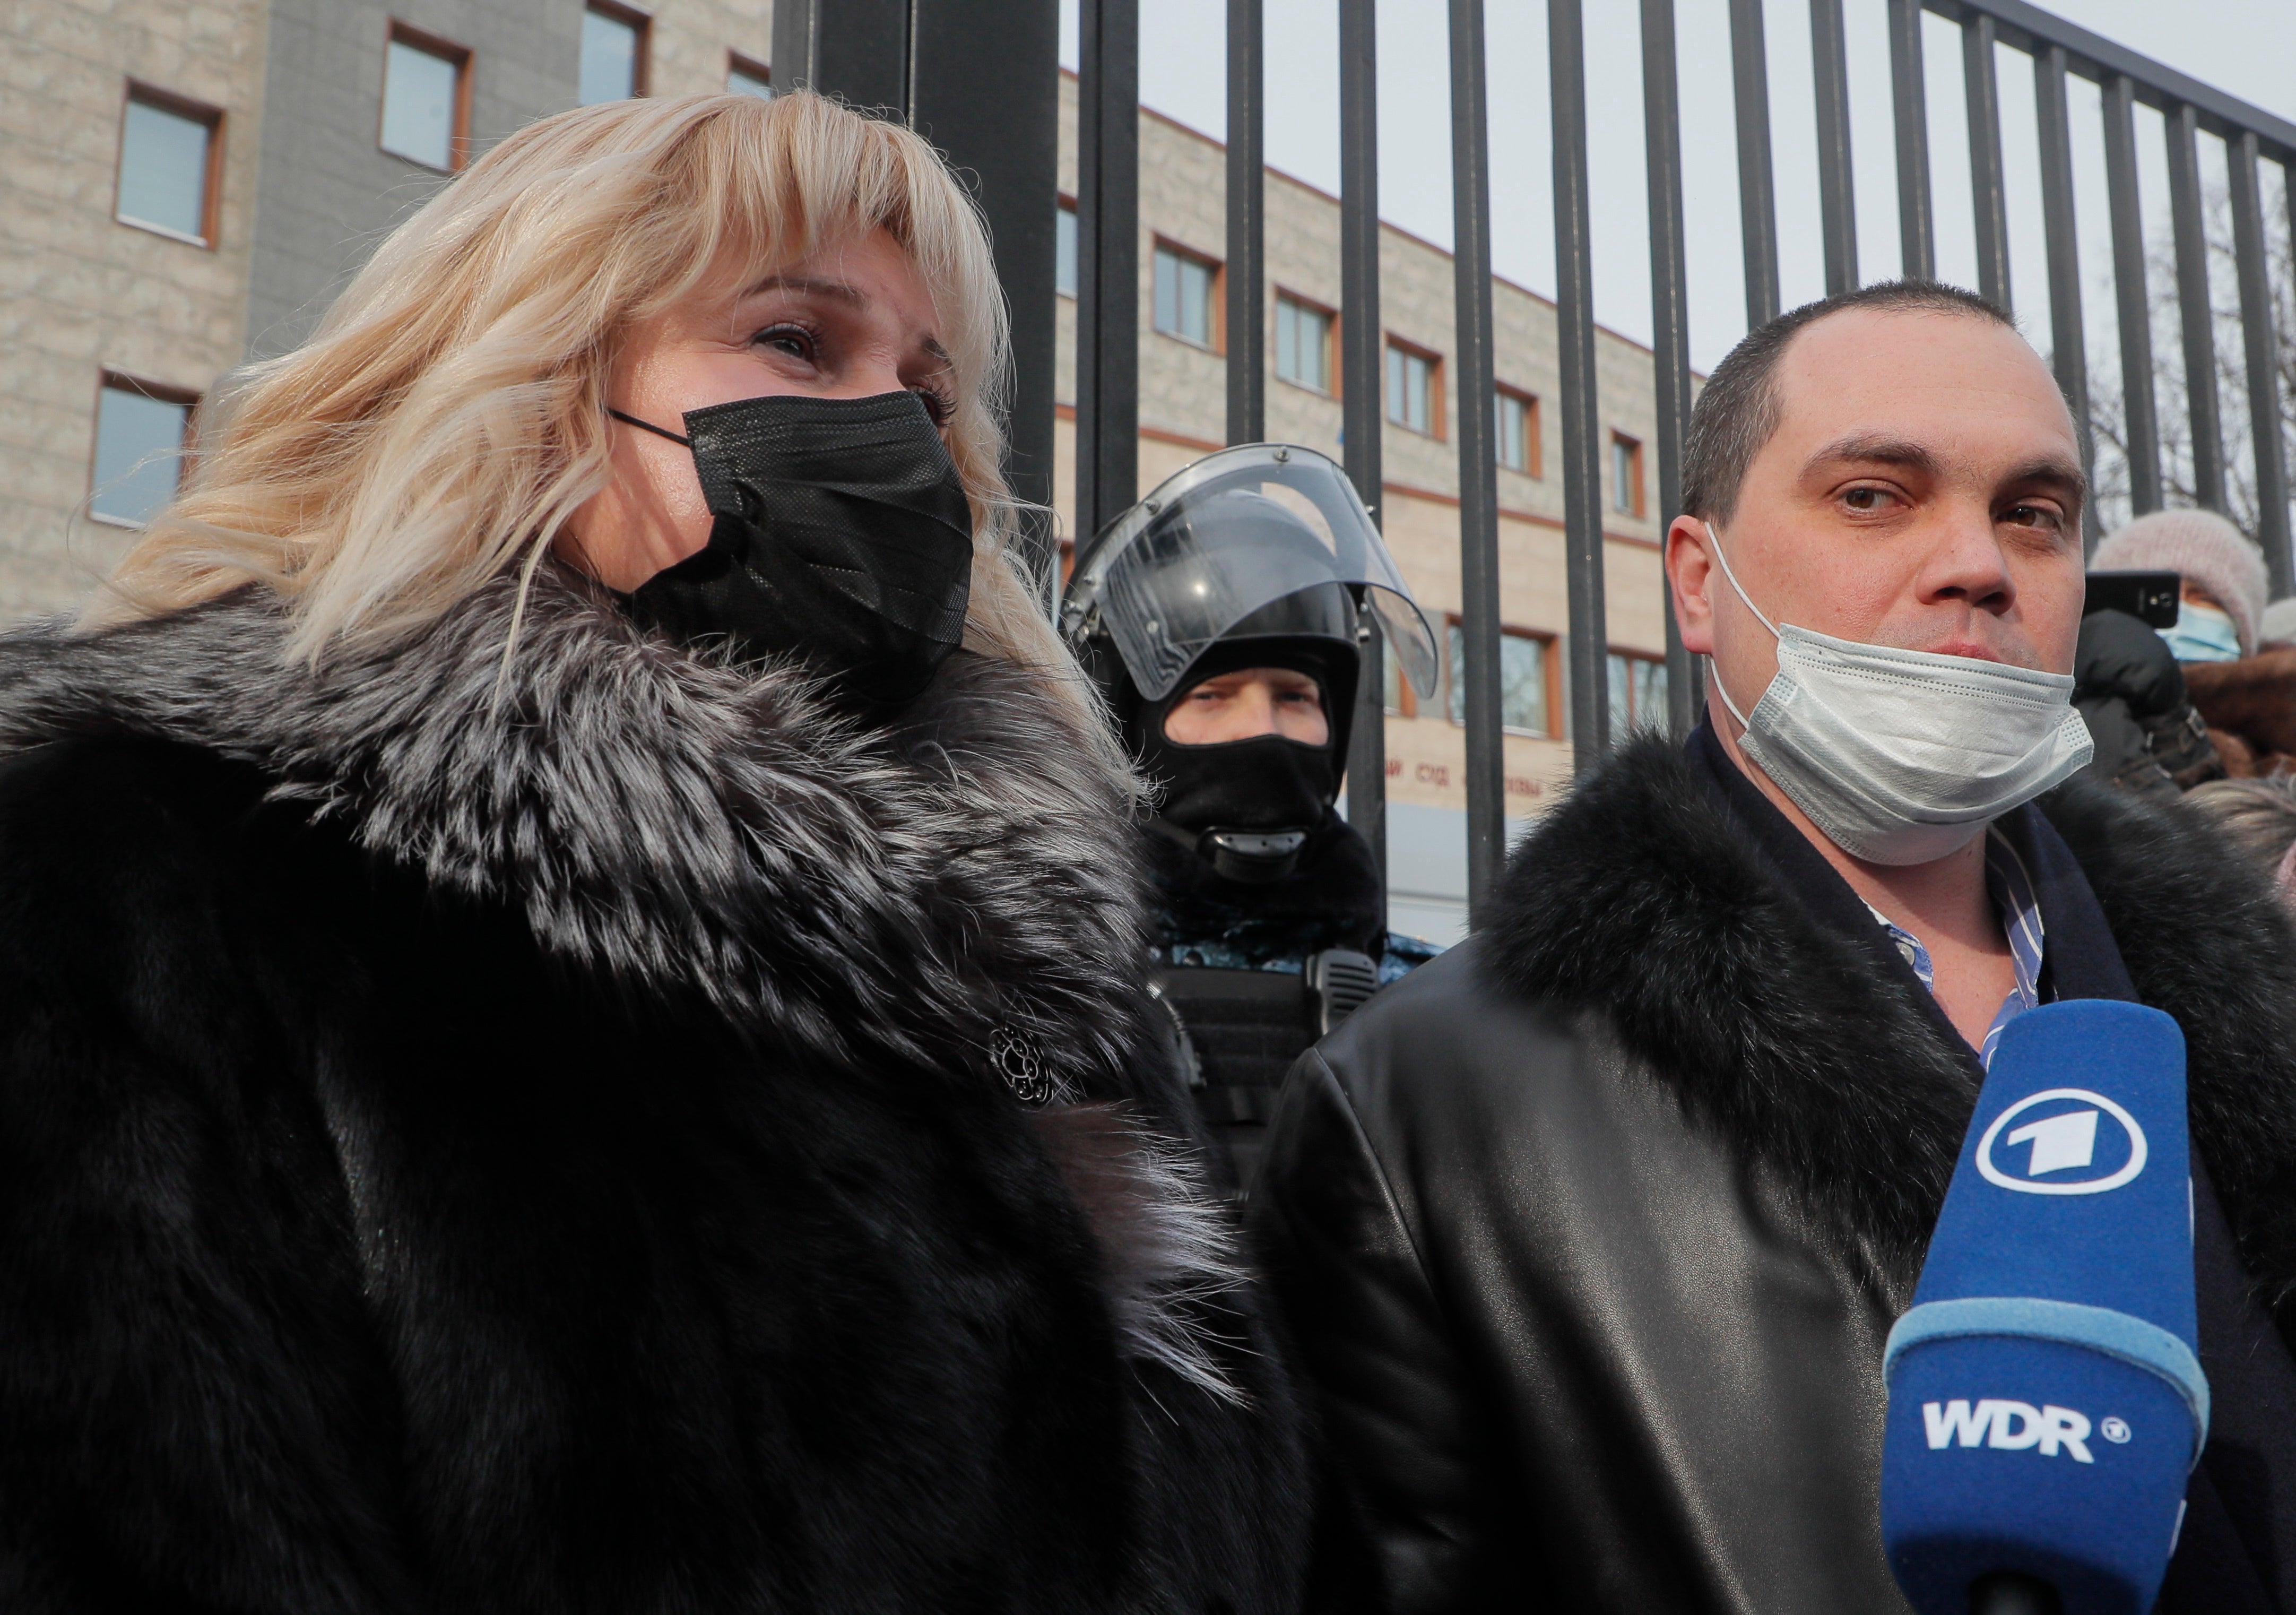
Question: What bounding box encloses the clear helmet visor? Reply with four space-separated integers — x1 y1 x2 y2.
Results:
1061 444 1439 702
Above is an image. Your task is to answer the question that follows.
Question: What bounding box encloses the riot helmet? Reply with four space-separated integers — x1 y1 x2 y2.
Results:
1063 444 1436 880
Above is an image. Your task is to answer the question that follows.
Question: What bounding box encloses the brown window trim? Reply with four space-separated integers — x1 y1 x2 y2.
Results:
588 0 653 97
380 21 475 172
1612 430 1646 519
118 81 226 248
1385 334 1446 441
1151 236 1226 355
1608 645 1668 730
727 49 770 90
1273 287 1340 400
1496 383 1541 478
90 369 203 528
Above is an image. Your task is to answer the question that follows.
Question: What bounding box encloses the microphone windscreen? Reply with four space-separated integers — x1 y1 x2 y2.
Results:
1881 999 2205 1615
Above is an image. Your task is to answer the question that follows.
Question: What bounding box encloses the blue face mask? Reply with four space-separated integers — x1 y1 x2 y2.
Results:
2159 602 2243 663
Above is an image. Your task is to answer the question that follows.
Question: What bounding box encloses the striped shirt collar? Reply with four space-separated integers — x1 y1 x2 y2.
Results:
1865 825 2046 1066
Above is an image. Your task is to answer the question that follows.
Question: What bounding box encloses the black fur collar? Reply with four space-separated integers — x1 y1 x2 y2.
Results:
1484 733 2296 1333
0 569 1143 1091
0 571 1244 1394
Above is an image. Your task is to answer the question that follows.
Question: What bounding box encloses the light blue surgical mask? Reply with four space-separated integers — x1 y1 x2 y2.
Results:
2159 602 2242 664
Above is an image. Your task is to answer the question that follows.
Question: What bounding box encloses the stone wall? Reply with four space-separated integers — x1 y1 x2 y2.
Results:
1 0 269 619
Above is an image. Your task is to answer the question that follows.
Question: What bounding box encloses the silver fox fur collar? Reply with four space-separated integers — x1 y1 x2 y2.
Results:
0 566 1241 1395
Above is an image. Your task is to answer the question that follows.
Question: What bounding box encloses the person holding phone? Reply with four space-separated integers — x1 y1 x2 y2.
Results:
2075 511 2270 794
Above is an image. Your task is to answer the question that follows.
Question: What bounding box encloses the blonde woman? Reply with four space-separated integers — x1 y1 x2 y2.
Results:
0 93 1306 1611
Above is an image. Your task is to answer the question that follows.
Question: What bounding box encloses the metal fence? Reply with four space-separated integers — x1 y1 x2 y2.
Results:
794 0 2296 931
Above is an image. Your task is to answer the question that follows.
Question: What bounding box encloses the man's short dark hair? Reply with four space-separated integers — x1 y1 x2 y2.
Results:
1679 280 2015 523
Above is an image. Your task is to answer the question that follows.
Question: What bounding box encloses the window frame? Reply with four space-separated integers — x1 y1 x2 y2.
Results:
1273 288 1339 398
1607 646 1669 736
88 369 201 530
1611 430 1645 518
1150 237 1224 353
1384 335 1444 440
116 81 225 248
1381 641 1418 718
726 50 772 97
1495 384 1540 478
378 21 473 174
582 0 652 102
1445 617 1558 739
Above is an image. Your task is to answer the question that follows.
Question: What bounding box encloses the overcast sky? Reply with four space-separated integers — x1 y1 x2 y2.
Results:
1059 0 2295 384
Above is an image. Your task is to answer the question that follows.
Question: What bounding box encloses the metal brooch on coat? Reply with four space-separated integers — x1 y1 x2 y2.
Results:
990 1025 1056 1106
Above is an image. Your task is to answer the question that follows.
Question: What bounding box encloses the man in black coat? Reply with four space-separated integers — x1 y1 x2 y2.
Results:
1252 280 2296 1613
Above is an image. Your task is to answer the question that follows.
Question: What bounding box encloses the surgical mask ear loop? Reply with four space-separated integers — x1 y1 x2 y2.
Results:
1701 519 1780 730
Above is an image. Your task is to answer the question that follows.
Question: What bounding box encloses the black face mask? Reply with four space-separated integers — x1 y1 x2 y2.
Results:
1138 722 1338 884
610 391 973 710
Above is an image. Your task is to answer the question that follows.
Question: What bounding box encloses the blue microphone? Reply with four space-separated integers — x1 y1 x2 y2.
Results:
1881 999 2207 1615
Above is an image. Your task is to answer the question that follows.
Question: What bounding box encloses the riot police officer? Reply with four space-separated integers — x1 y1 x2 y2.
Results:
1062 444 1440 1193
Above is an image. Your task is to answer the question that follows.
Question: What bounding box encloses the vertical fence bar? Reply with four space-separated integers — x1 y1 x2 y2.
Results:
1886 0 1933 281
2167 102 2227 510
2033 43 2098 548
1225 0 1265 446
1448 0 1504 921
2103 75 2162 515
1552 0 1608 768
1075 0 1138 541
1338 0 1387 893
2230 130 2293 594
1729 0 1780 326
1643 0 1700 736
1809 0 1857 296
1962 13 2012 314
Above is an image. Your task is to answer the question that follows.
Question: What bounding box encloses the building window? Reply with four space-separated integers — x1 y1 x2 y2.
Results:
1495 387 1539 476
1386 340 1439 437
90 374 197 529
1611 432 1644 516
1153 241 1218 350
1382 643 1416 718
1055 197 1077 298
380 24 470 172
727 53 772 98
581 2 648 104
1608 650 1669 737
116 84 222 246
1447 621 1550 736
1275 293 1334 395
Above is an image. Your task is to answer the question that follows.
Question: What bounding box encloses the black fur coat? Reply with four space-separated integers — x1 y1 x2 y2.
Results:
0 569 1307 1613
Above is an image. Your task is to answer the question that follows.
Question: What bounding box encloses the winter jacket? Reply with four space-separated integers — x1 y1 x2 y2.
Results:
0 568 1308 1614
1252 724 2296 1614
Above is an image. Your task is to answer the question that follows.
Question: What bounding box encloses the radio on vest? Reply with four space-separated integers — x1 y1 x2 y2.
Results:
1881 999 2207 1615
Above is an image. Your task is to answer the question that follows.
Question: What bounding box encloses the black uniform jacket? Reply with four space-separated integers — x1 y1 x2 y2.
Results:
1252 725 2296 1614
0 571 1306 1614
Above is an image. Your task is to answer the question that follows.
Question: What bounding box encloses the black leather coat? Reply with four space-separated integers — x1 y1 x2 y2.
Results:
1252 728 2296 1614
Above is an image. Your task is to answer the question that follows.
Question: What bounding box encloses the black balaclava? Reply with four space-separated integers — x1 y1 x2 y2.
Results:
610 390 973 711
1129 628 1358 883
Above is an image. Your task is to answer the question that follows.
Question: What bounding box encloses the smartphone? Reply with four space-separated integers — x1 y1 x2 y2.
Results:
2085 570 2181 629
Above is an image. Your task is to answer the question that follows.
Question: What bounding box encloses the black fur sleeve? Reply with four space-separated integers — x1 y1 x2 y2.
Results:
0 738 408 1613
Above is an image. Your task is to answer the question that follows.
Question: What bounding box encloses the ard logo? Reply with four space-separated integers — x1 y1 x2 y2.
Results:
1974 1087 2148 1196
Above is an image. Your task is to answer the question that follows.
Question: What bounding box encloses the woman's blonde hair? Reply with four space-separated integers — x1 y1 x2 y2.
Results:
91 91 1101 748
